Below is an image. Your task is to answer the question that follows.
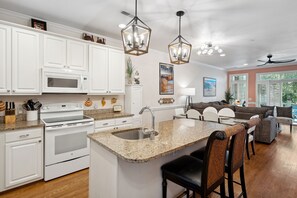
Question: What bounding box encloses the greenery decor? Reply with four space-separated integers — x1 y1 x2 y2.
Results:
225 88 234 104
126 57 135 78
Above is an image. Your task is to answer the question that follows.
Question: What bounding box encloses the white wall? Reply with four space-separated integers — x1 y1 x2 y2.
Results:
0 8 227 123
130 49 227 123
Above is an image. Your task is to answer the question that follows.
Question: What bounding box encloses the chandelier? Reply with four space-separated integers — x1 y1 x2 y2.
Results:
197 43 225 56
121 0 151 56
168 11 192 64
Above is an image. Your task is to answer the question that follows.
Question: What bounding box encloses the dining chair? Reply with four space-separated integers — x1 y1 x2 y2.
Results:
203 111 220 122
161 130 229 198
186 109 201 120
246 115 260 160
191 124 247 198
203 106 218 114
218 108 235 118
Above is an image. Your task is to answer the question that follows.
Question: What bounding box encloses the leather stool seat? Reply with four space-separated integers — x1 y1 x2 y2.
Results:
161 155 203 190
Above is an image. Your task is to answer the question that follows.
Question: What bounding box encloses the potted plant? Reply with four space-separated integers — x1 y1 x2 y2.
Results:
225 88 234 104
126 57 134 84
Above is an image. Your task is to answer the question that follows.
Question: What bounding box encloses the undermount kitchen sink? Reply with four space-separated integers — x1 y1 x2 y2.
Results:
112 128 159 140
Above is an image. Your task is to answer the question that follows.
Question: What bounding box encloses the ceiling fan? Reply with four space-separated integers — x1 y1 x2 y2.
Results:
257 54 296 66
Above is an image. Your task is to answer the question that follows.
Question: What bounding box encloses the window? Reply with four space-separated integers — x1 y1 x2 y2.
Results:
229 74 248 105
256 70 297 107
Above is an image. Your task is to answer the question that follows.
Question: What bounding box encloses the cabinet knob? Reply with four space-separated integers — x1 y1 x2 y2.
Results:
12 90 15 93
7 90 10 93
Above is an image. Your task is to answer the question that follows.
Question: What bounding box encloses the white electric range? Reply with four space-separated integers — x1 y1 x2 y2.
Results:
40 103 94 181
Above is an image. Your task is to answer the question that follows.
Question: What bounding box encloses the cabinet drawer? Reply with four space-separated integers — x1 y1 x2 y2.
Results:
115 117 132 125
95 119 115 128
5 128 42 143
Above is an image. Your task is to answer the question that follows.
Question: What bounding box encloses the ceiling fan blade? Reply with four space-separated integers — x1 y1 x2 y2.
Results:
271 59 296 63
257 62 268 67
257 60 266 62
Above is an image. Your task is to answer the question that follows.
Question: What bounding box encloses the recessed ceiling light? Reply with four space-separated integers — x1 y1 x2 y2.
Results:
243 63 248 66
118 24 126 28
220 54 226 57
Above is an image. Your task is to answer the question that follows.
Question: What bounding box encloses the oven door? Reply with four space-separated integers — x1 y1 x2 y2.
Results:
43 70 88 93
45 122 94 166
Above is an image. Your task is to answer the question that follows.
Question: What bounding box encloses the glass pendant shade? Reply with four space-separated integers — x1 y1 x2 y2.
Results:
121 0 151 56
168 11 192 64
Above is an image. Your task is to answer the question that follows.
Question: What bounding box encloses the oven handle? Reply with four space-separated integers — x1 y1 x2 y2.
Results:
46 122 94 131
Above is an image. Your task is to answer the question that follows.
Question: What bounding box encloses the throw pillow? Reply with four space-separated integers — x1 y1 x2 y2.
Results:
261 105 275 116
276 106 292 118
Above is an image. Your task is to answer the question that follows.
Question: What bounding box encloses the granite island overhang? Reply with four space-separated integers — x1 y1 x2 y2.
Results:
88 119 228 198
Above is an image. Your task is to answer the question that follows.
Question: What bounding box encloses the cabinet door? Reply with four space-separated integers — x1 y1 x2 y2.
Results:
44 35 66 68
67 40 87 70
5 138 42 188
108 49 125 94
12 28 40 94
89 45 109 94
0 25 11 94
131 86 143 115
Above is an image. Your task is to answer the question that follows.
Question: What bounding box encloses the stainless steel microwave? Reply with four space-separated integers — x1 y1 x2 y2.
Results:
42 69 88 93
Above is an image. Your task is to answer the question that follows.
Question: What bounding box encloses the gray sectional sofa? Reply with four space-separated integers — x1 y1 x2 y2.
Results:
190 102 278 144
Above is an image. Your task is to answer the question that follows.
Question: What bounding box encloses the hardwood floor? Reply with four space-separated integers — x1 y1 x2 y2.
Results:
0 124 296 198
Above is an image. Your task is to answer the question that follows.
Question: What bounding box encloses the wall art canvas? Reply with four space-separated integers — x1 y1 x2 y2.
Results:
203 77 216 97
159 63 174 95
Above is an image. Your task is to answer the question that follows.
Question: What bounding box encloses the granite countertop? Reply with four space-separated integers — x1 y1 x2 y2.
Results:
87 112 134 121
0 120 44 132
0 111 133 132
89 119 229 163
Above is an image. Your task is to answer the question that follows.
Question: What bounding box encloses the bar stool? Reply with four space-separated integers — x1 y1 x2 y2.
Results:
161 130 229 198
191 124 247 198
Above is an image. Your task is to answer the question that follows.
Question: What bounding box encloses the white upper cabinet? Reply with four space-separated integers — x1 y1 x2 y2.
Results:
89 45 108 94
108 49 125 94
67 40 87 70
43 35 66 68
44 35 87 70
89 45 125 95
11 28 40 94
0 24 11 94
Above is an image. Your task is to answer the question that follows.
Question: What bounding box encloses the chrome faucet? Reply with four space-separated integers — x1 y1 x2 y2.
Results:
139 106 155 140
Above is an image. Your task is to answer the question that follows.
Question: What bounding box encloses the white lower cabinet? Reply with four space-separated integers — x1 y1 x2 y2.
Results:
4 127 43 190
95 117 132 133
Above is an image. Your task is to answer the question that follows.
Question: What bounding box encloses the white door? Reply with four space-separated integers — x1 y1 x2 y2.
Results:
269 81 282 106
0 24 11 94
67 40 87 70
12 28 40 94
44 35 66 68
108 49 125 94
5 138 42 187
89 45 109 94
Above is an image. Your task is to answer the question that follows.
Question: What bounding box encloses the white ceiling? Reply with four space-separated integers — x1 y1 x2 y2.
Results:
1 0 297 70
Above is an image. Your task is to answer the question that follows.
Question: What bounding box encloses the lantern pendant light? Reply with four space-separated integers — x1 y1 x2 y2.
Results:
168 11 192 64
121 0 151 56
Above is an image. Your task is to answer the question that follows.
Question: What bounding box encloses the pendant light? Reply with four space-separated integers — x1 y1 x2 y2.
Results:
121 0 151 56
168 11 192 64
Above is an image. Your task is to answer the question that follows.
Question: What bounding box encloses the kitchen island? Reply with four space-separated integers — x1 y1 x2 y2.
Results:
88 119 228 198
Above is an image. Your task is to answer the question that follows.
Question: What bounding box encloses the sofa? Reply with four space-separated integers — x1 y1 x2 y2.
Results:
190 102 278 144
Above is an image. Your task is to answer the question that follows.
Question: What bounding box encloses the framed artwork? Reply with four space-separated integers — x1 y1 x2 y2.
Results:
31 19 47 31
203 77 216 97
159 63 174 95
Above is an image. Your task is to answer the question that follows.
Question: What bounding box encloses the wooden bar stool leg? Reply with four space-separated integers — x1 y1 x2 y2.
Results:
220 180 226 198
240 166 247 198
228 171 235 198
162 178 167 198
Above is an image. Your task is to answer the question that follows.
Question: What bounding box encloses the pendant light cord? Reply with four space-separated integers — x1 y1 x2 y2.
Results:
135 0 137 17
179 15 181 36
